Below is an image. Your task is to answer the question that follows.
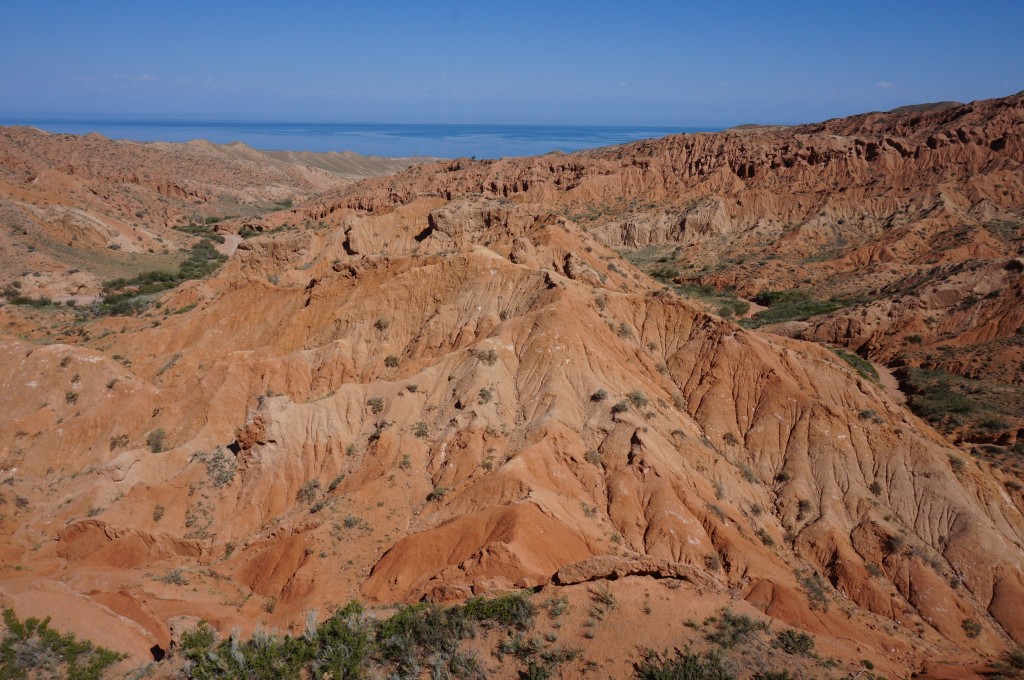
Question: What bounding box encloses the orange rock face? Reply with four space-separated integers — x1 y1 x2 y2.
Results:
0 95 1022 677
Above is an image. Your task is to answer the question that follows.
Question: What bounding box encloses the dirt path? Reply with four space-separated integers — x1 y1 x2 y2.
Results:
216 234 243 257
740 297 767 318
872 361 907 404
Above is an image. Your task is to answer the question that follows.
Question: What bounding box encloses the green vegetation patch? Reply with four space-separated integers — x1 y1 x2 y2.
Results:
899 363 1022 457
179 592 550 680
1 608 125 679
740 290 845 328
982 218 1024 247
174 223 226 243
705 611 768 649
673 284 750 319
635 649 735 680
618 246 753 319
99 240 227 315
463 590 537 629
3 293 55 308
829 347 879 382
903 367 978 424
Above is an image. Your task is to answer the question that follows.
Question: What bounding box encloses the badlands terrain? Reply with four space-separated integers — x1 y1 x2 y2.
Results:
0 94 1022 678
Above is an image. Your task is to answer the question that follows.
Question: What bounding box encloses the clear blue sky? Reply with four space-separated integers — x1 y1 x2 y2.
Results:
2 0 1021 126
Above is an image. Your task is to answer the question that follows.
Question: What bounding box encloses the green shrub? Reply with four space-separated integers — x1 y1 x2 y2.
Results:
296 480 321 504
160 568 188 585
376 603 475 674
312 601 373 679
193 447 236 487
634 649 735 680
147 428 167 453
706 610 768 649
774 629 815 655
8 295 53 308
464 590 536 630
830 348 879 381
0 608 125 679
472 348 499 365
627 390 649 408
755 528 774 547
796 570 829 611
427 486 449 502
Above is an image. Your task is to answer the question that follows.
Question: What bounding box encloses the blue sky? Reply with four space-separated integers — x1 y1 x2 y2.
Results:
1 0 1021 126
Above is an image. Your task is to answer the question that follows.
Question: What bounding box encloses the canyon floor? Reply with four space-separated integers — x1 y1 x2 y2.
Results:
1 95 1023 679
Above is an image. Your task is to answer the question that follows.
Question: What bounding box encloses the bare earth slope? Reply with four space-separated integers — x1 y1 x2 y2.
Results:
0 98 1023 678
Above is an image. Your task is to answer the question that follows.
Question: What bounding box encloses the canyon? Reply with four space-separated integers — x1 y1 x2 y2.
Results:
0 94 1022 678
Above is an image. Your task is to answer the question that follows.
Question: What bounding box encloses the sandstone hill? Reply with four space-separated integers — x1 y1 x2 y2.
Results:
0 127 426 303
299 92 1024 450
0 96 1022 679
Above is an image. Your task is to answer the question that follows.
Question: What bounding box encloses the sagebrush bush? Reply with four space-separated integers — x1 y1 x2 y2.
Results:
774 629 815 656
147 428 167 453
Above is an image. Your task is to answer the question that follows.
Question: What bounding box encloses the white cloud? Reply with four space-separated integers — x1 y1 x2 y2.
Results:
875 80 894 90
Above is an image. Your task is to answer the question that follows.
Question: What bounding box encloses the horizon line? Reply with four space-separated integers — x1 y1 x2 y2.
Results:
0 115 733 129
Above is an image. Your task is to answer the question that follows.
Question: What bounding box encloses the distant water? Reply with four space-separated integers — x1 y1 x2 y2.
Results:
0 118 714 159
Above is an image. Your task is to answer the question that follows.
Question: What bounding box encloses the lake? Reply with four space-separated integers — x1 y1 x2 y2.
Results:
0 118 715 159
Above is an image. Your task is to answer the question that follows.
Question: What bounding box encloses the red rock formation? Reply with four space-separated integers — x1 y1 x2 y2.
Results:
1 94 1023 676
